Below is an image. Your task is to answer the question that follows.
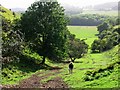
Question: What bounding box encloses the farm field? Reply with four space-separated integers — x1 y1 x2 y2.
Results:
68 26 98 47
2 26 119 88
82 10 118 16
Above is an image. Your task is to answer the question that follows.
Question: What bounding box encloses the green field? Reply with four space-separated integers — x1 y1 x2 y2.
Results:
82 10 118 16
68 26 98 47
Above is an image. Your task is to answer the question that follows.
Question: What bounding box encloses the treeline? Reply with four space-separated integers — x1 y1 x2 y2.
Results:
67 14 117 26
2 1 88 66
91 18 120 53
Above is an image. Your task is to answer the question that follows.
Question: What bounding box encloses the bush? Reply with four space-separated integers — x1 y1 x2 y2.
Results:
91 20 120 53
2 18 24 65
83 63 115 81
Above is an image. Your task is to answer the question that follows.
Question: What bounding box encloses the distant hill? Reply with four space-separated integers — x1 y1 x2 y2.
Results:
10 4 82 15
93 2 118 11
61 4 83 15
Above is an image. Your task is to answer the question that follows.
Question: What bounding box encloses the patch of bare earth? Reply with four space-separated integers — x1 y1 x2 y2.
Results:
42 77 68 88
2 67 69 89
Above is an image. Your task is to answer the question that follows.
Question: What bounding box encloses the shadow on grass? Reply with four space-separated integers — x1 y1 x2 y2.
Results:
74 61 83 63
80 68 95 70
2 55 63 74
14 55 63 73
95 34 99 36
61 60 83 64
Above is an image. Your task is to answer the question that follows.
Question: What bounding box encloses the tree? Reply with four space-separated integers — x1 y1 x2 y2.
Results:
67 34 88 62
91 39 101 53
97 22 110 34
20 0 68 64
2 18 23 65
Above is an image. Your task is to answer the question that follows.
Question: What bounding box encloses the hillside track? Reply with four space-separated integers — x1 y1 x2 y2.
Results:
1 66 69 89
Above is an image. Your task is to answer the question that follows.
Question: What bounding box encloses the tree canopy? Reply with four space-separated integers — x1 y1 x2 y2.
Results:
20 1 68 64
91 20 120 53
67 33 88 62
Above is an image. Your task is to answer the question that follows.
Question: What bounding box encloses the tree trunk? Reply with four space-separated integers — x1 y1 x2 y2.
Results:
41 56 46 64
41 34 46 64
70 57 75 62
72 58 75 62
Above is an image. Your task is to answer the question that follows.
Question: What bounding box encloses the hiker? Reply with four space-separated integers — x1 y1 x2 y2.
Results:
69 61 74 74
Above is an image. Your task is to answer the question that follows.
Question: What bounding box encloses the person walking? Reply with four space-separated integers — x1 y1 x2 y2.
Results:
69 61 74 74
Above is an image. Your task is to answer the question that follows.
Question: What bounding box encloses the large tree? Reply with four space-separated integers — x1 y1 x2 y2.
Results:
20 0 68 64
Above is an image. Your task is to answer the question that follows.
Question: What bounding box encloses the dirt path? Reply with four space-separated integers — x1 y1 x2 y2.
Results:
2 68 69 89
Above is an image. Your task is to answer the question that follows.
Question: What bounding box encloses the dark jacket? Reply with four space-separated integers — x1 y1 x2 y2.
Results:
69 62 73 69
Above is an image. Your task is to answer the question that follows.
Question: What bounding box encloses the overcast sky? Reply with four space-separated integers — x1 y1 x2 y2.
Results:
0 0 119 9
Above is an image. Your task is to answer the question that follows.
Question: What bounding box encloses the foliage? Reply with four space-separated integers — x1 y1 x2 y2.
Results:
68 26 98 47
20 1 68 64
83 62 118 81
0 6 14 20
67 33 88 61
2 25 119 88
2 17 24 65
91 20 120 53
62 45 119 88
97 22 110 34
1 5 24 66
67 14 117 26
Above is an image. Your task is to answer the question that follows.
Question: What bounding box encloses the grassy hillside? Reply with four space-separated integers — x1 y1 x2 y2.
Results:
38 26 119 88
0 5 20 21
61 45 119 88
0 6 14 20
61 26 119 88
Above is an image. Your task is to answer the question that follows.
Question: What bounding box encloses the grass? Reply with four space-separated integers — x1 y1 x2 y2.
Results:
1 60 62 85
2 25 119 88
61 45 119 88
60 26 119 88
68 26 98 46
0 5 20 22
0 6 14 20
1 48 64 85
1 4 119 88
40 75 56 84
2 64 34 85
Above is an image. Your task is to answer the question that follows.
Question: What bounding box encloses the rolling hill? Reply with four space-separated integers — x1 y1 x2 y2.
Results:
93 2 118 10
